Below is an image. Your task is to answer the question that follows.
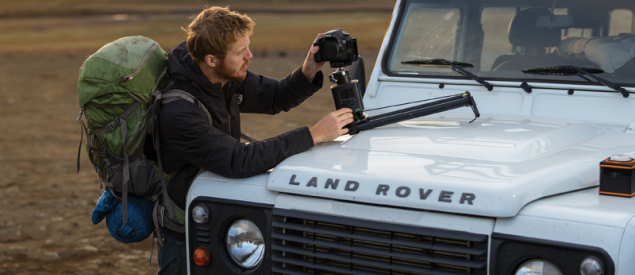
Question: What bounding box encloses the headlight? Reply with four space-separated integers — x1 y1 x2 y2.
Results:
192 204 209 224
226 219 265 269
580 257 604 275
515 259 563 275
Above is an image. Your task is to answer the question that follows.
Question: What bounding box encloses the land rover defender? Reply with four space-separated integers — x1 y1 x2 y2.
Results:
185 0 635 274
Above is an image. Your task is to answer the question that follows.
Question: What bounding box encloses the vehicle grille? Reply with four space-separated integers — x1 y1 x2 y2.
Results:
271 209 488 275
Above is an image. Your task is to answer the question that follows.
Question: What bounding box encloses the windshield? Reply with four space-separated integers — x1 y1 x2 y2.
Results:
385 0 635 86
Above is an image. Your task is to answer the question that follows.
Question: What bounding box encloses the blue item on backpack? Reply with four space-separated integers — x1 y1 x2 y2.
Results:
91 190 154 243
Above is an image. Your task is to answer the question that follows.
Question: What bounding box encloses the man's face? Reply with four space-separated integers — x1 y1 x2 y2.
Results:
215 34 253 83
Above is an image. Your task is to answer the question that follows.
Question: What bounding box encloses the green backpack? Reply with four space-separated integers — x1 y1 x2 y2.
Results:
77 36 197 243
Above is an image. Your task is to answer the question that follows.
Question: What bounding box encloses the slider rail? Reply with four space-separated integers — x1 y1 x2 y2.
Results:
350 92 478 134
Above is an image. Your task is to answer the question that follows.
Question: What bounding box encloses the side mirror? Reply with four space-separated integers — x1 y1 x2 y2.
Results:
536 15 574 28
348 56 366 97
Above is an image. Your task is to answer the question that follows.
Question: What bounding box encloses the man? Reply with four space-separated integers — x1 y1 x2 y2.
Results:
155 6 353 274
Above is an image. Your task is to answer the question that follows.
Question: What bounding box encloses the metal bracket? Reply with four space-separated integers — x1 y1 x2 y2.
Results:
77 110 83 124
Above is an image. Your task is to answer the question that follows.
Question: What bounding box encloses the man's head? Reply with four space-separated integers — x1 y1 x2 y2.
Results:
187 6 255 84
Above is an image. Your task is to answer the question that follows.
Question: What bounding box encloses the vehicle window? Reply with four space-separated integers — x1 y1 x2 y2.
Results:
384 0 635 86
481 8 516 71
555 8 593 38
389 4 463 75
609 9 633 36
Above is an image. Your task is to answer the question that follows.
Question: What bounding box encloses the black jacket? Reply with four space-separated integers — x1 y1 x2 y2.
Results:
157 42 322 239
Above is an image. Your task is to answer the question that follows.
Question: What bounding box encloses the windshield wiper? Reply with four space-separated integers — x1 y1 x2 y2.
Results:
523 66 629 98
402 59 493 91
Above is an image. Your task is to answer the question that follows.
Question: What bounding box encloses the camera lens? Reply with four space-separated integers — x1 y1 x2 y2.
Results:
324 41 340 59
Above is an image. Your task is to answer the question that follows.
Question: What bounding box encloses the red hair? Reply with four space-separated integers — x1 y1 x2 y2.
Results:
186 6 255 62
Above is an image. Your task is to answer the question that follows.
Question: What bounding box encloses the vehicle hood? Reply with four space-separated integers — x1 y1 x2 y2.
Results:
266 115 635 217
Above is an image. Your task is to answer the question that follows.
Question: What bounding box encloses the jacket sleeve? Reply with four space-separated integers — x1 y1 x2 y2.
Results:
237 67 324 115
161 100 314 178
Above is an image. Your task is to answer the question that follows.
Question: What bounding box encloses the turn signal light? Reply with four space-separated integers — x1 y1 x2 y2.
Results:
193 246 211 266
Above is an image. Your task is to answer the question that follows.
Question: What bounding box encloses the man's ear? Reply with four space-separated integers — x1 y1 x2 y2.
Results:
204 54 217 67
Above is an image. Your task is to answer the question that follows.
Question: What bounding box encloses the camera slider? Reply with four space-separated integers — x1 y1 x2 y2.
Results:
329 68 480 135
347 92 480 134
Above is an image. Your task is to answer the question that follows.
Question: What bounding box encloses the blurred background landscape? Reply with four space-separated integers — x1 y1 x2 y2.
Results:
0 0 394 274
0 0 394 53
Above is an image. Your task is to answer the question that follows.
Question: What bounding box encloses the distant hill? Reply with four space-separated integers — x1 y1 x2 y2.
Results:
0 0 396 18
0 0 395 53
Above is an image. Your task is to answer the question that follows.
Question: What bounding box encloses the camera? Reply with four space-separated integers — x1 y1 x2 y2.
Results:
329 69 366 125
313 29 359 68
317 30 480 135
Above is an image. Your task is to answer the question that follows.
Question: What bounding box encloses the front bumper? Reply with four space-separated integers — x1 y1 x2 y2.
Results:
187 195 615 275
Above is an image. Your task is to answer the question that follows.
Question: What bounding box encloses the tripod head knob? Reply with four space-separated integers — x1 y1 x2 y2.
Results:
328 68 351 85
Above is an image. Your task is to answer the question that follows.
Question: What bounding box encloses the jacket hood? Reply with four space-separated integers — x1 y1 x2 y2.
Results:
167 41 224 98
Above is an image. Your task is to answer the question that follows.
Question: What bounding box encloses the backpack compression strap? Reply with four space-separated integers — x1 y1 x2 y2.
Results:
107 101 142 228
76 110 103 189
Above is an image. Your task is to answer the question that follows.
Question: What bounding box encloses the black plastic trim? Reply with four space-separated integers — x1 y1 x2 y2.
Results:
272 242 485 269
193 196 274 209
196 225 210 231
271 229 485 256
196 231 210 237
272 208 488 275
196 237 210 243
490 232 615 275
188 196 274 275
274 208 487 243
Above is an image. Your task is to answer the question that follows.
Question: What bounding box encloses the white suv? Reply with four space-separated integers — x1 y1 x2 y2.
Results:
186 0 635 274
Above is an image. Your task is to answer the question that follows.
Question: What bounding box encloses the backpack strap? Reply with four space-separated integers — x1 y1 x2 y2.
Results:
76 109 98 174
121 102 141 227
77 111 87 174
76 119 104 189
150 88 213 245
160 89 259 144
161 90 213 126
152 194 188 246
163 90 258 143
150 90 179 244
97 101 142 227
105 102 142 133
241 133 258 143
149 86 260 244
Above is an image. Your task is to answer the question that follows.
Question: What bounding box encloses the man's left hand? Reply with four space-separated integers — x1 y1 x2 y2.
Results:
302 33 328 82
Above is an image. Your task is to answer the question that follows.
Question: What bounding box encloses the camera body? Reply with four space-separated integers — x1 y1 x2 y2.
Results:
599 155 635 197
314 29 359 68
329 69 366 124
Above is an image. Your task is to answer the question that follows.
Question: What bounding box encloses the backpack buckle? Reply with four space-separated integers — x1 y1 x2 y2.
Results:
105 119 121 133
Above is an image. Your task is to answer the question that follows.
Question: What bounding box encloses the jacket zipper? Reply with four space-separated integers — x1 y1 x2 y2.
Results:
228 113 232 137
227 97 234 137
119 41 159 82
226 87 235 137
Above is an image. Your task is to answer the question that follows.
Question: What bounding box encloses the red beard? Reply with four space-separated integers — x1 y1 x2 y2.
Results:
216 58 250 82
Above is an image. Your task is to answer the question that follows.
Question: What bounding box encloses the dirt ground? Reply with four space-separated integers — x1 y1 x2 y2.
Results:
0 39 377 273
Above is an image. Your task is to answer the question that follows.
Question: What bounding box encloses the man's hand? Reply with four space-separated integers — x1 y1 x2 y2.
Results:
309 108 354 144
302 33 328 82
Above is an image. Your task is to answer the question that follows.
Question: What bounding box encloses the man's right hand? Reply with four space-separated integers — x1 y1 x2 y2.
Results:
309 108 354 144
